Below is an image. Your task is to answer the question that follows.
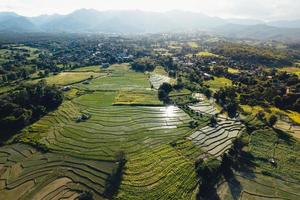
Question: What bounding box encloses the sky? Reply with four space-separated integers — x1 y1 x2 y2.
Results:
0 0 299 21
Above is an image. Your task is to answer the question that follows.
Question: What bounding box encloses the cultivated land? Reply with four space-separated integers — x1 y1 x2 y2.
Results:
205 77 233 92
279 67 300 78
1 35 300 200
31 71 102 86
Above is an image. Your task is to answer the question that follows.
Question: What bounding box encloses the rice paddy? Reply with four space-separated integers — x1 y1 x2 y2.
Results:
113 90 162 105
204 77 232 92
31 72 101 86
3 62 299 199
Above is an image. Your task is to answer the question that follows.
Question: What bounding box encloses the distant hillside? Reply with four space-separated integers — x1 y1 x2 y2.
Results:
213 24 300 42
0 12 38 32
0 9 299 41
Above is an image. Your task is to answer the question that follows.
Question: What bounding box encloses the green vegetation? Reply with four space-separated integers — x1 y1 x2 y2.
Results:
32 72 100 86
113 90 162 105
188 42 199 48
73 91 117 106
279 67 300 78
205 77 232 92
228 67 240 74
196 51 220 58
72 65 103 72
0 33 299 200
81 71 150 91
0 81 63 143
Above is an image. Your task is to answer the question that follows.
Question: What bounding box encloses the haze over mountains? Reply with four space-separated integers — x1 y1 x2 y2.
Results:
0 9 300 41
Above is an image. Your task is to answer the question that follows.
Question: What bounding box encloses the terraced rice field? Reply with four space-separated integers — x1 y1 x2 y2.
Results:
188 118 244 157
217 172 300 200
17 86 204 199
113 90 162 105
204 77 232 92
5 64 271 199
149 74 171 89
0 144 117 200
80 71 150 91
217 128 300 200
30 72 102 86
187 100 244 157
275 120 300 140
188 101 220 115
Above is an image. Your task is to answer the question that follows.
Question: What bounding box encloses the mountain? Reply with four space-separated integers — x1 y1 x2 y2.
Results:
268 20 300 29
0 12 38 32
37 9 225 33
0 9 299 41
213 23 300 42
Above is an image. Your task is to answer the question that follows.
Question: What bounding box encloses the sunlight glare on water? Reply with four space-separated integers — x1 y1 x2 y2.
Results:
165 105 175 117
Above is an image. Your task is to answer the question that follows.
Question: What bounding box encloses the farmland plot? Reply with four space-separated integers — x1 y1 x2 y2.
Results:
188 118 244 157
188 101 220 115
149 74 171 89
18 91 201 199
0 144 117 200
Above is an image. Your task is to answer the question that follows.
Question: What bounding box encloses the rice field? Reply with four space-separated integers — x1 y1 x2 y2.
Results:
113 90 162 105
149 74 172 89
80 71 150 91
31 72 101 86
4 62 299 199
17 92 203 199
0 144 117 199
72 65 103 72
188 118 244 158
205 77 232 92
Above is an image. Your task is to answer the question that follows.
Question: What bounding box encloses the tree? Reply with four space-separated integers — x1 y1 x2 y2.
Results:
158 83 172 104
269 115 278 127
210 115 217 127
78 191 94 200
38 71 45 78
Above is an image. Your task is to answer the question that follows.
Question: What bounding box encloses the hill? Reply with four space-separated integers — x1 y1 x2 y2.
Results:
0 9 300 41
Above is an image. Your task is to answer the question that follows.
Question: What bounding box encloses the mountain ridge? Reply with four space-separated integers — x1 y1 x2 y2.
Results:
0 9 299 41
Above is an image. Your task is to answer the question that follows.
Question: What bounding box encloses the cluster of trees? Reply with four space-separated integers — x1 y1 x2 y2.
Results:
212 42 293 68
0 80 63 142
131 57 156 72
214 87 239 117
0 46 39 83
158 83 173 104
196 137 248 199
104 151 127 198
239 72 300 112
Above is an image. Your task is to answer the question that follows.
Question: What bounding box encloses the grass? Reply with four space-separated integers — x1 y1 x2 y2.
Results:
153 66 168 76
205 77 232 92
113 90 162 105
195 51 220 58
74 91 117 106
31 72 100 86
242 105 300 125
228 67 240 74
64 88 79 100
82 71 150 91
278 67 300 78
72 65 102 72
0 85 16 94
169 89 192 97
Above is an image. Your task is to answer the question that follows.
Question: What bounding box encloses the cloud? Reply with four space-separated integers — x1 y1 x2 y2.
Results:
0 0 299 20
